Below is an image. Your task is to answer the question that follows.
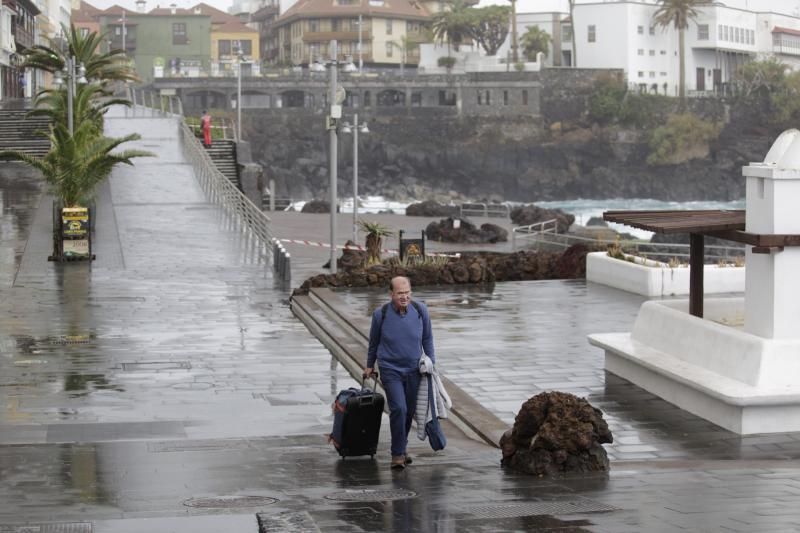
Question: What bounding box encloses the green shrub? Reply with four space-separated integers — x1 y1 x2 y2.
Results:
588 73 626 124
618 93 672 129
647 113 720 166
438 56 456 69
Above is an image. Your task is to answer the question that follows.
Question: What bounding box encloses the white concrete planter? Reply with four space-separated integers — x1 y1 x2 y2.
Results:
586 251 745 297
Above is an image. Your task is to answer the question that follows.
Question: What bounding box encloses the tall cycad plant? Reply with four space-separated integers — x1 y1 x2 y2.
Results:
653 0 702 109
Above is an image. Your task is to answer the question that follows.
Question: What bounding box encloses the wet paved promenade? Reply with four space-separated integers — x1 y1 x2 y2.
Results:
2 107 800 531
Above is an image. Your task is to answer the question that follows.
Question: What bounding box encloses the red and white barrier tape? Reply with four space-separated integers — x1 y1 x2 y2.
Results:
276 238 459 257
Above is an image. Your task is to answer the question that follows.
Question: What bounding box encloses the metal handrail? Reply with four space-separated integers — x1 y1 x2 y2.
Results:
522 231 744 262
512 218 558 250
178 120 274 267
127 87 184 117
459 202 510 218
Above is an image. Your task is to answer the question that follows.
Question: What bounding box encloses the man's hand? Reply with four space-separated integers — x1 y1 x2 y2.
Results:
363 367 374 378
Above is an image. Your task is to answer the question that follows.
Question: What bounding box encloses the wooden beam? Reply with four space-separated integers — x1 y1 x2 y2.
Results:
690 233 704 318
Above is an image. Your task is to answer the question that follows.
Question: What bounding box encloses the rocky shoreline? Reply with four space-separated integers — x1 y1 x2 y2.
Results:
292 244 596 296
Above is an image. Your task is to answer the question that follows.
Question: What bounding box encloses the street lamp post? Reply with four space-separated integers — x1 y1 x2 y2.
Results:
236 48 243 141
328 40 339 274
54 56 86 136
341 114 369 244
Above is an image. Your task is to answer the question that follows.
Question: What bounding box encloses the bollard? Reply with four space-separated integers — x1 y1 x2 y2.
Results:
284 253 291 282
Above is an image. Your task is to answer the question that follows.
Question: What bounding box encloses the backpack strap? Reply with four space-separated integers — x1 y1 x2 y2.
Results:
376 301 424 345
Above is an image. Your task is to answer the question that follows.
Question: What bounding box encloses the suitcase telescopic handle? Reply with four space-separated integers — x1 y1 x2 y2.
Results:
361 371 379 389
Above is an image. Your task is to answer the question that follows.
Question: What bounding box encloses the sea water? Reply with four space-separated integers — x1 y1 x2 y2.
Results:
296 197 746 240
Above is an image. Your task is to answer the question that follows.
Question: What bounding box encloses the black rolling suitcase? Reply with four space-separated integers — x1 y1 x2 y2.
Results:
329 374 384 459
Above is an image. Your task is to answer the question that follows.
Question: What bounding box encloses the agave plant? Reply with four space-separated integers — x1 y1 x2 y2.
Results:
21 24 138 86
358 220 394 266
0 120 152 207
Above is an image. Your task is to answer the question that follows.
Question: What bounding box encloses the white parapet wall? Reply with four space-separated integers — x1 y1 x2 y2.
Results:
586 252 745 297
589 298 800 434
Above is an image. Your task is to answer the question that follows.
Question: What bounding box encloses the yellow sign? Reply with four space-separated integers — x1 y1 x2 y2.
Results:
62 207 89 238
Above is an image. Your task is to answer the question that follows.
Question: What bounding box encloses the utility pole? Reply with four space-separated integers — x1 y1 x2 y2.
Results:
122 9 126 54
328 40 339 274
352 113 358 244
510 0 518 63
358 14 363 73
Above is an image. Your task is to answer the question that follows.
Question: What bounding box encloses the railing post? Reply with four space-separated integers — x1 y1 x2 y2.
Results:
269 178 275 212
169 96 174 115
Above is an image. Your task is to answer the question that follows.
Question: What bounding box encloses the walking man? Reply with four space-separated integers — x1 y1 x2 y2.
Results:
364 276 435 470
201 110 212 148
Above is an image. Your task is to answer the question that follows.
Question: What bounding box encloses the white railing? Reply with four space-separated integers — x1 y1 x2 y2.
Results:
179 120 274 269
512 218 558 250
459 202 510 218
127 87 183 117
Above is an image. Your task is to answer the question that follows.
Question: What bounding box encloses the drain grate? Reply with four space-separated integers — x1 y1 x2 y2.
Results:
324 488 417 502
121 361 191 371
256 511 321 533
148 439 252 453
0 524 92 533
48 336 92 345
183 495 278 508
466 500 619 519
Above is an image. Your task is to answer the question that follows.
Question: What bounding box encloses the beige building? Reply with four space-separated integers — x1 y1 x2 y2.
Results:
189 3 260 75
271 0 437 67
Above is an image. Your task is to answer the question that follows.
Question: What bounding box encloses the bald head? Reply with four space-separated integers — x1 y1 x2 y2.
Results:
389 276 412 310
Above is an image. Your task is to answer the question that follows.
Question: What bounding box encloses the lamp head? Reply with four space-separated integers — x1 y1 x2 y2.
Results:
340 122 352 134
77 63 87 83
53 70 64 86
360 122 369 134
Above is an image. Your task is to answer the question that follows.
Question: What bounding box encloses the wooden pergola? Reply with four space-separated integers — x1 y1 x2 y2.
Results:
603 209 800 318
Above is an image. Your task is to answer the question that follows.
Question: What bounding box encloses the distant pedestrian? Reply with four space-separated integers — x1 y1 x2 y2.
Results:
364 276 436 470
201 110 212 147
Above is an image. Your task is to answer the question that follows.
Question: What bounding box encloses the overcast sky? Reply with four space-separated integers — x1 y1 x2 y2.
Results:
85 0 800 18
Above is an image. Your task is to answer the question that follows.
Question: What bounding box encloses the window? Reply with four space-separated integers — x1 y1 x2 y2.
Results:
238 40 252 55
638 71 644 78
386 18 393 35
407 21 420 33
723 25 728 41
438 90 456 106
477 90 482 105
172 23 187 45
660 50 666 55
331 19 340 31
588 25 595 43
649 49 655 56
386 41 393 57
522 89 528 106
309 19 319 32
697 24 708 40
637 25 643 35
80 28 88 37
718 24 723 40
364 90 371 106
649 25 655 36
649 71 655 78
219 39 232 56
660 71 667 76
637 49 644 56
485 90 491 105
562 24 572 41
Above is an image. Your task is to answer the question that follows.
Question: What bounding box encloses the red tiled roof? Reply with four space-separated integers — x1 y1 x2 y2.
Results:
278 0 430 24
190 2 239 23
148 6 194 15
773 26 800 37
100 4 131 15
79 0 102 15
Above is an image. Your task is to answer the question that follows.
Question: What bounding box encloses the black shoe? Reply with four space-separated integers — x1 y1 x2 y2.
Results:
404 455 413 465
391 455 406 470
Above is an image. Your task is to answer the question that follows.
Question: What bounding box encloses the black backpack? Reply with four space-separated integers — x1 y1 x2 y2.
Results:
377 301 423 343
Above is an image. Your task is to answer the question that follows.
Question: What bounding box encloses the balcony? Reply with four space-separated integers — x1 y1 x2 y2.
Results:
109 37 136 53
13 26 33 50
302 30 372 43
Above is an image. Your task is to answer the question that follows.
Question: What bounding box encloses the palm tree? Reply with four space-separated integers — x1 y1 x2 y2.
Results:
358 220 393 266
28 84 131 136
432 0 474 55
0 120 151 207
653 0 703 109
567 0 577 66
20 23 138 86
521 26 551 62
388 36 420 76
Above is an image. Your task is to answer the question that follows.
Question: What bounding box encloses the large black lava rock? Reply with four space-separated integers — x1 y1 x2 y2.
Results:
425 217 508 243
500 391 613 476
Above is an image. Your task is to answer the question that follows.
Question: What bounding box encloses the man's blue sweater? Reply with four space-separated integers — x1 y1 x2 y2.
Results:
367 301 435 373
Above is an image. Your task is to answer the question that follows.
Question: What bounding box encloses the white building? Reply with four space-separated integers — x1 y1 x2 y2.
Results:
509 0 800 95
